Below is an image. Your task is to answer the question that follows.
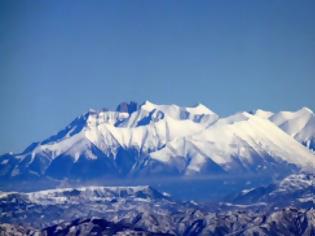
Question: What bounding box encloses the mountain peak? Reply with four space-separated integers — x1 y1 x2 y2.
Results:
141 100 157 110
187 103 215 115
298 106 313 115
252 109 274 119
88 108 97 114
116 101 138 114
217 111 252 125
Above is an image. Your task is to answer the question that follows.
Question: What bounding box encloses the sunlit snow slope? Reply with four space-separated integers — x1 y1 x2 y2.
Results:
254 107 315 151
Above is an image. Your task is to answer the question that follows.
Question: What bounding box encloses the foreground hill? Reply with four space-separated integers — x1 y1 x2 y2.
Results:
2 208 314 236
224 173 315 212
0 180 314 236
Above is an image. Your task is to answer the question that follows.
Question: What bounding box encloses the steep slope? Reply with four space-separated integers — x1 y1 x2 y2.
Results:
270 107 315 151
253 107 315 151
144 112 315 176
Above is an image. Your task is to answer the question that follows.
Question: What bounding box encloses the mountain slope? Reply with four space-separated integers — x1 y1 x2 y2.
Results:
145 112 315 176
254 107 315 151
270 107 315 151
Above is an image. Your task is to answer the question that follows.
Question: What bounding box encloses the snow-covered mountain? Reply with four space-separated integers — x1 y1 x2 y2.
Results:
0 101 314 182
143 112 315 176
254 107 315 151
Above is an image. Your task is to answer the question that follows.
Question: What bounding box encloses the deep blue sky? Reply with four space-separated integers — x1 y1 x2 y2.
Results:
1 0 315 153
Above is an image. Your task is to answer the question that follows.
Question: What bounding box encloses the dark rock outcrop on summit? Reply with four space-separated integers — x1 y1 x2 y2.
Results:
116 101 138 114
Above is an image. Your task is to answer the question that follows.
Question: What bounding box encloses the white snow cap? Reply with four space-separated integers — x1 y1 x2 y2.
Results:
254 109 274 119
141 100 216 115
4 102 315 179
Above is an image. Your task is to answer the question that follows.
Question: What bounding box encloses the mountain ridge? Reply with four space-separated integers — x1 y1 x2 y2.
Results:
1 101 314 183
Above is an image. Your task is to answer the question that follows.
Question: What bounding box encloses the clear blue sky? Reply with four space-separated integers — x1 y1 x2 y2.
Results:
1 0 315 154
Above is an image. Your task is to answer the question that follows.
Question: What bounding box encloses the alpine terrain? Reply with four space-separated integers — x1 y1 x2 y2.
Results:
0 101 314 184
1 101 315 235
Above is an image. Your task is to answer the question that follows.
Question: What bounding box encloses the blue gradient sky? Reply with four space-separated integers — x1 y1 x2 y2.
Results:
1 0 315 153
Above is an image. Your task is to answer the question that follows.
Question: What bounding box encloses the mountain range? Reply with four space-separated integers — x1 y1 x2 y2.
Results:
1 101 314 184
0 176 314 235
